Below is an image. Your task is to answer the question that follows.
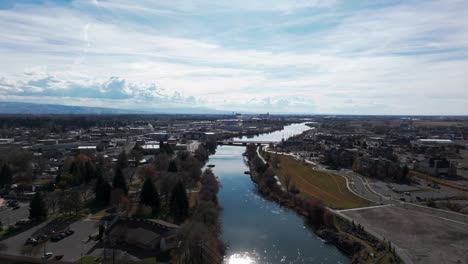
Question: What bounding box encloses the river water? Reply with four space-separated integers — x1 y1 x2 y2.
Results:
207 123 349 264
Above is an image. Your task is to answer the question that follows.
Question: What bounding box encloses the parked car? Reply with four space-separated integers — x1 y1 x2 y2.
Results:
42 252 53 260
16 219 31 226
36 234 49 242
7 200 18 207
50 235 62 242
54 255 63 260
25 238 38 246
65 229 74 236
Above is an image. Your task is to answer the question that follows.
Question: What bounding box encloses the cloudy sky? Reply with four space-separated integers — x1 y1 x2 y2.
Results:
0 0 467 114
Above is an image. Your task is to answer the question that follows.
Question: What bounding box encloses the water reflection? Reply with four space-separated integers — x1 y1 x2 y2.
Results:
236 123 313 142
225 252 259 264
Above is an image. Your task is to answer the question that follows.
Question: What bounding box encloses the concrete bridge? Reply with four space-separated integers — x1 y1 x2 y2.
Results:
217 140 279 146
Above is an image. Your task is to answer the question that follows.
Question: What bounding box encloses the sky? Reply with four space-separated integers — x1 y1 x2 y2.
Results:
0 0 467 115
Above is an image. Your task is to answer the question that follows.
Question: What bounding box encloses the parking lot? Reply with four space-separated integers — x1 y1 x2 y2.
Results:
0 220 99 262
369 180 464 202
343 206 468 264
0 203 30 226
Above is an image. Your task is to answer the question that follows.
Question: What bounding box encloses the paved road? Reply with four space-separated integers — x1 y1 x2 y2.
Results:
0 203 29 226
333 169 384 204
124 142 136 154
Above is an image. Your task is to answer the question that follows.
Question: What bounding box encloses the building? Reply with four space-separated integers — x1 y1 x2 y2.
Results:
146 132 169 141
106 217 179 252
414 157 455 177
142 144 160 155
412 139 454 147
0 138 14 145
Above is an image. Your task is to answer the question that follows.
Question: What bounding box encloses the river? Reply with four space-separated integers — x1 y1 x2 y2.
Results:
206 123 349 264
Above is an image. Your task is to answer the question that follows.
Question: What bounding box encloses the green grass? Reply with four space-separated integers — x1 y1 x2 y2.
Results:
143 257 157 264
76 256 98 264
189 191 199 209
32 178 52 185
273 154 373 209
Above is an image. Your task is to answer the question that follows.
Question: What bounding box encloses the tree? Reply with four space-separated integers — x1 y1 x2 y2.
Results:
154 153 170 171
205 137 218 154
59 191 82 216
117 150 128 169
271 154 280 169
304 198 326 229
199 169 220 204
113 167 128 194
29 192 47 220
140 177 160 216
83 161 96 184
159 140 173 155
46 192 61 214
283 174 292 192
402 164 409 177
95 174 111 205
170 181 189 224
194 145 209 163
111 189 132 215
168 160 178 173
0 163 13 187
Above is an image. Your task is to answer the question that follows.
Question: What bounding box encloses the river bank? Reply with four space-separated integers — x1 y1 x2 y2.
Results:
244 144 403 263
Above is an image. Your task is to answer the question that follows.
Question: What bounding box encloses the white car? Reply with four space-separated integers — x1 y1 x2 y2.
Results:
42 252 53 259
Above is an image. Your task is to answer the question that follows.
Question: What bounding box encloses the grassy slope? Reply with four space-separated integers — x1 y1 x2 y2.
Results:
273 154 373 209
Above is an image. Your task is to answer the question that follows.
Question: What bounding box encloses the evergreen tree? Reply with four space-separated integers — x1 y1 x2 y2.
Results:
0 163 13 187
29 192 47 220
84 161 95 184
159 140 173 155
159 140 165 153
168 160 178 172
170 181 189 223
140 177 160 216
117 151 128 169
95 174 111 204
113 167 128 194
402 164 409 177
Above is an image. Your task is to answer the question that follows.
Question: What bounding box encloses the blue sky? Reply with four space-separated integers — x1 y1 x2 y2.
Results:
0 0 467 114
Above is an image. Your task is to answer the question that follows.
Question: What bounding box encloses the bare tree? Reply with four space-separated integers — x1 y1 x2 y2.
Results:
284 174 292 192
78 184 93 204
110 189 132 216
46 191 61 214
271 154 280 169
59 190 82 216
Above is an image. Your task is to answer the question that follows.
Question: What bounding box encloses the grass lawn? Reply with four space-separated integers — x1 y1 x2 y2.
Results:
32 178 52 185
76 256 98 264
143 257 157 263
272 154 373 209
189 191 199 209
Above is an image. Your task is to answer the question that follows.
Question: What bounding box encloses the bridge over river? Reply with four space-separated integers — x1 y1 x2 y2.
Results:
217 140 280 146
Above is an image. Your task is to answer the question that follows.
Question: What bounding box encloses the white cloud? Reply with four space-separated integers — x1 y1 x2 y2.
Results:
0 0 467 114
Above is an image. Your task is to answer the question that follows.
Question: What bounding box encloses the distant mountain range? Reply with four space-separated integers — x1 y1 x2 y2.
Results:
0 101 228 115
